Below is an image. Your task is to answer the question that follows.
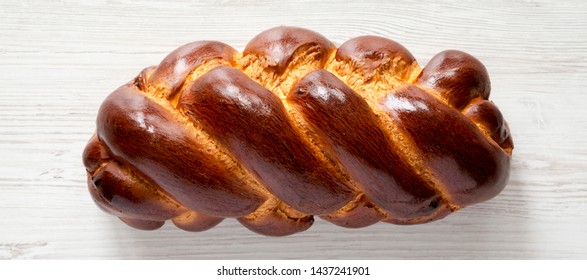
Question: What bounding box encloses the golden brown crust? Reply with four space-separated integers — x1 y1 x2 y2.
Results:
172 211 224 232
335 35 416 82
287 70 442 220
380 85 510 207
96 84 266 217
415 50 491 110
179 66 355 215
146 41 237 99
243 26 335 74
320 194 385 228
462 99 514 153
237 199 314 236
83 26 513 236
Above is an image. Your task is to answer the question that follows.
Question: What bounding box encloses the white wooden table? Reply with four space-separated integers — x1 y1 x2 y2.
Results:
1 0 586 259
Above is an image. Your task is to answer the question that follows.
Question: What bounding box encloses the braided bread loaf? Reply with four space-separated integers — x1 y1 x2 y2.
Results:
83 26 513 236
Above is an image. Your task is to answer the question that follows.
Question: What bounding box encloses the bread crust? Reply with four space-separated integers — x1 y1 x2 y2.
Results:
83 26 513 236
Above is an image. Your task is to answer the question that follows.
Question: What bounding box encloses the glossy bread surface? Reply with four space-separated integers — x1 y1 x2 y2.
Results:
83 26 513 236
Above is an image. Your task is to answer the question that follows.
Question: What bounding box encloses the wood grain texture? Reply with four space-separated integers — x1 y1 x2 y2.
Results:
1 0 587 259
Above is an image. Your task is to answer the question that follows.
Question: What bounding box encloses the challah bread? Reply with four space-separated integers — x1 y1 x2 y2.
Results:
83 26 513 236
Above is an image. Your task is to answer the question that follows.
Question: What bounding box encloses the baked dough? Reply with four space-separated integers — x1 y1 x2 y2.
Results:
83 26 513 236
